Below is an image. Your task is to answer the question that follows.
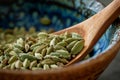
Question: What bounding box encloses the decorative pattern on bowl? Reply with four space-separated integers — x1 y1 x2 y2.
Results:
0 0 119 57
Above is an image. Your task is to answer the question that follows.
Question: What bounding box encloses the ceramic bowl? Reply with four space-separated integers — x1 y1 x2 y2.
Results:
0 0 120 80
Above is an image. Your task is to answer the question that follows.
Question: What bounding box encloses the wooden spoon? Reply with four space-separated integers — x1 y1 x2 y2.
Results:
54 0 120 66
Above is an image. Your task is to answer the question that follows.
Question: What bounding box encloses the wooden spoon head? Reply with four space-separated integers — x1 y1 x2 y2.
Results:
53 0 120 66
53 23 90 66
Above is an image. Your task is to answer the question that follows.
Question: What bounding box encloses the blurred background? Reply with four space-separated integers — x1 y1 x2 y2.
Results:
98 1 120 80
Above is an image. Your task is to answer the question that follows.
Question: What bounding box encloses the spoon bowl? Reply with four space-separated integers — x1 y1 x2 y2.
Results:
54 0 120 65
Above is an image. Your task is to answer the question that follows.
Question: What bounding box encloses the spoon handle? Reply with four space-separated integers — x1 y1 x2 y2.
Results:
68 0 120 65
83 0 120 46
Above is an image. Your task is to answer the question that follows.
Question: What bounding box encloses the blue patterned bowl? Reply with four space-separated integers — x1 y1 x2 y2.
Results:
0 0 117 56
0 0 120 80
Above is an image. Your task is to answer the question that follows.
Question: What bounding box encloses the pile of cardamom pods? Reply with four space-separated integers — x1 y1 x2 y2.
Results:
0 28 84 70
